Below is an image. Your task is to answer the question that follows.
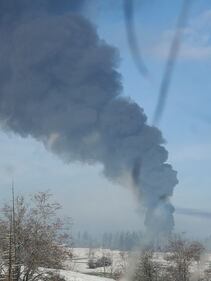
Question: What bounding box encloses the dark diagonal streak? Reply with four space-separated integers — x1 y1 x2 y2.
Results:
176 207 211 220
123 0 149 77
153 0 192 126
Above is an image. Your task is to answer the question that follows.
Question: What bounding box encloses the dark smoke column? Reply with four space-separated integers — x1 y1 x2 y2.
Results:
0 0 178 241
132 147 178 241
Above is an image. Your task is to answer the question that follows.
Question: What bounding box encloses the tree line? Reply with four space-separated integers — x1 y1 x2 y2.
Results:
74 230 144 250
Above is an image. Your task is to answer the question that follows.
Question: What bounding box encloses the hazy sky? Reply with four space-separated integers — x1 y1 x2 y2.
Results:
0 0 211 238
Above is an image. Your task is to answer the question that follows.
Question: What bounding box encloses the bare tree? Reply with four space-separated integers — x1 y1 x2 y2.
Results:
132 250 161 281
164 236 204 281
130 237 204 281
202 264 211 281
0 191 72 281
113 251 128 279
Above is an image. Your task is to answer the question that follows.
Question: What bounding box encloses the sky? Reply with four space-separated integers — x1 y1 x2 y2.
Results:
0 0 211 238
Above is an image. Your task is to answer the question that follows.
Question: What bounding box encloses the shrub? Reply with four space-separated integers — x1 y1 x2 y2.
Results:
88 256 112 269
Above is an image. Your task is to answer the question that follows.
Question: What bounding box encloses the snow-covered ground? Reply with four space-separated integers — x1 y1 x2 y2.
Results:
67 248 127 274
61 247 129 280
37 248 122 281
51 248 122 281
59 269 115 281
60 248 211 281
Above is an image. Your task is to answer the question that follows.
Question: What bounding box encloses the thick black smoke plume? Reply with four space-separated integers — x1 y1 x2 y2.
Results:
0 0 178 239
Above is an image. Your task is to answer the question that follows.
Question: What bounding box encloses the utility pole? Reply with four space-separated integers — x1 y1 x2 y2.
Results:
8 212 12 281
12 183 17 281
7 182 16 281
0 182 17 281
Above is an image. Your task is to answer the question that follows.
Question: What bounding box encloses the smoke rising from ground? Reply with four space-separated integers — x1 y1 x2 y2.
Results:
0 0 178 239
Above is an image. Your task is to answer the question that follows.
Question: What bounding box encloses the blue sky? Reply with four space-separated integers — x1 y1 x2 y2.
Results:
0 0 211 238
93 0 211 237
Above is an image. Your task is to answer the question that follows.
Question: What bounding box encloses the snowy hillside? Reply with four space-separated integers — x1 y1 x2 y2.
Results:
63 247 211 281
65 248 127 276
